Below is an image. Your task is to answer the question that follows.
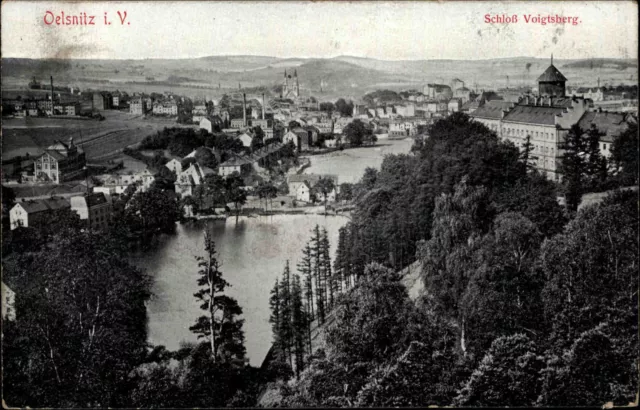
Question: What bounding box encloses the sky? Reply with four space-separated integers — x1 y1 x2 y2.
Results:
1 1 637 61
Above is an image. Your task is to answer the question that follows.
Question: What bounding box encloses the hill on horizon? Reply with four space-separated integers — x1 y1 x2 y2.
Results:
2 55 637 101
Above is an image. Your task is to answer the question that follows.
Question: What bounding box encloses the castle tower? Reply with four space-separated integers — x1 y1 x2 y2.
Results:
537 54 567 97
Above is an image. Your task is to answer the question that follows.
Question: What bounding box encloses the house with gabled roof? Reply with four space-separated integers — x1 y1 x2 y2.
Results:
578 110 636 158
165 158 183 175
175 163 216 197
34 137 86 184
219 155 253 177
9 197 71 230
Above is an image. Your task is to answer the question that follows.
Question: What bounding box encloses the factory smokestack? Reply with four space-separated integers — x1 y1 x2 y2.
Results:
50 76 54 104
261 93 265 120
243 93 247 127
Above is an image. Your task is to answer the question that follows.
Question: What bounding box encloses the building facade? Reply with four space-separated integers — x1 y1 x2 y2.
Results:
9 197 71 230
34 138 86 184
93 92 112 111
70 193 112 231
470 60 592 181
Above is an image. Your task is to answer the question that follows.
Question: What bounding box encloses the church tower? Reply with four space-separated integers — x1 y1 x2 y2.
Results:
294 69 300 97
283 70 289 98
537 54 567 97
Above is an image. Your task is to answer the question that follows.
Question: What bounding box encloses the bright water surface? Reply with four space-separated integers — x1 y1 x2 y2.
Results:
130 214 348 366
132 138 412 365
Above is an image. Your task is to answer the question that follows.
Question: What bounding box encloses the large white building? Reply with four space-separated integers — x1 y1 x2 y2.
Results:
470 59 593 181
34 138 86 184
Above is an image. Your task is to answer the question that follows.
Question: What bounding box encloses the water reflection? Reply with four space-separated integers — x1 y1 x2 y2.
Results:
130 214 347 366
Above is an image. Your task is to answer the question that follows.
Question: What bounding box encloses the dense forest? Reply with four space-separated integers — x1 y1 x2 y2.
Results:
262 113 638 407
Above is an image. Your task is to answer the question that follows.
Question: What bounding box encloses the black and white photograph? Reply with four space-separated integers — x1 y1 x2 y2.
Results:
1 1 638 407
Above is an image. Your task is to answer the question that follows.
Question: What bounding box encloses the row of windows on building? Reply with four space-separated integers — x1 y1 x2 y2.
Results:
505 137 556 156
504 127 555 140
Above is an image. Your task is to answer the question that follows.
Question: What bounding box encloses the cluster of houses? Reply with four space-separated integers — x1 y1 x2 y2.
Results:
170 141 290 196
5 96 82 117
9 192 112 232
469 58 638 181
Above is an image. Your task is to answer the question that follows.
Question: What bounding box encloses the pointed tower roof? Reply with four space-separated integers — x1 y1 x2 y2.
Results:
284 69 287 78
537 55 567 82
294 69 298 77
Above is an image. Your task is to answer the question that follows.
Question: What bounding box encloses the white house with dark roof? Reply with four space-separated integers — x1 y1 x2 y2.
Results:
287 173 339 202
501 96 590 180
175 163 216 197
219 155 253 177
9 197 71 230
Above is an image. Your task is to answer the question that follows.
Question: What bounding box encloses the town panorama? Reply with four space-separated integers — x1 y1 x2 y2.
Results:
1 1 638 408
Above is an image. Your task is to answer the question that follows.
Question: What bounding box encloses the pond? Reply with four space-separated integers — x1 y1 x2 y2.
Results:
130 214 348 366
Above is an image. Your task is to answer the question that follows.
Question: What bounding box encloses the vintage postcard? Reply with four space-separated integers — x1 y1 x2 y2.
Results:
1 1 638 408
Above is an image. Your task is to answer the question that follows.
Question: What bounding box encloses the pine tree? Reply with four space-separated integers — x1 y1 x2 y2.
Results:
321 228 336 309
584 125 608 190
560 124 587 212
297 242 315 321
190 229 245 362
291 274 308 379
349 224 365 284
520 134 538 174
334 226 347 291
278 261 294 367
311 225 326 324
269 278 282 357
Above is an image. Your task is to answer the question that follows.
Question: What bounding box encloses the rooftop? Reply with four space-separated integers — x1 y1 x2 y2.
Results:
577 111 634 142
287 173 338 185
471 101 515 120
537 64 568 83
502 105 566 125
220 155 254 167
17 197 71 214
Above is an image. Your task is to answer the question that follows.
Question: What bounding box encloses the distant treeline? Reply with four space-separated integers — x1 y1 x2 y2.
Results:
563 58 638 70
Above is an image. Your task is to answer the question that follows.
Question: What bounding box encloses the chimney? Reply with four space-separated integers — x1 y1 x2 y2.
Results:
50 76 55 104
262 93 265 120
242 93 247 127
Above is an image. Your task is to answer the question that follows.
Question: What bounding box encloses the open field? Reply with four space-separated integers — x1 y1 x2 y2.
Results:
2 111 196 161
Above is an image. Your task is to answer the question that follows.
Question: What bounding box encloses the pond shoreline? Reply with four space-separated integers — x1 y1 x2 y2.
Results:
184 206 353 221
